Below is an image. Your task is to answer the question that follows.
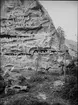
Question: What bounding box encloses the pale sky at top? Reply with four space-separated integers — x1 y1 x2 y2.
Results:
40 1 77 42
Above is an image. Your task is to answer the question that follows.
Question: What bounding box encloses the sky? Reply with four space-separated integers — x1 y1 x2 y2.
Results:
40 1 77 42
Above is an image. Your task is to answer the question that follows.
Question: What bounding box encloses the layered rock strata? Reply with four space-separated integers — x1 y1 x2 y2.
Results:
0 0 71 88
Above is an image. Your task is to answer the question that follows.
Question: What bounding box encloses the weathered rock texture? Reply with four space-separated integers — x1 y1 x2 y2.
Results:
0 0 72 88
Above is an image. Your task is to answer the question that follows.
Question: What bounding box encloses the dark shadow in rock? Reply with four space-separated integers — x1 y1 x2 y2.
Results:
0 102 4 105
28 101 50 105
52 103 64 105
0 74 6 95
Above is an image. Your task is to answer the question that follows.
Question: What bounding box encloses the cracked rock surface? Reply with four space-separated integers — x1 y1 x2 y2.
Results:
0 0 64 79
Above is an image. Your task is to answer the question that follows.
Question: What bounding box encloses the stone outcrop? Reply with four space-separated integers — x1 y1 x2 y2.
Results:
0 0 71 89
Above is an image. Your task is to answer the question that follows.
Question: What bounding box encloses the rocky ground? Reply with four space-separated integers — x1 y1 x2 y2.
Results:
0 71 69 105
0 62 78 105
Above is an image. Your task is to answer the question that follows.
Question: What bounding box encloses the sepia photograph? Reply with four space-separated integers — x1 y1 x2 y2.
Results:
0 0 78 105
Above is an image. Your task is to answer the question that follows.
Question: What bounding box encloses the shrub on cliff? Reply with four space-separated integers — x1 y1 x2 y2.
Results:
60 58 78 105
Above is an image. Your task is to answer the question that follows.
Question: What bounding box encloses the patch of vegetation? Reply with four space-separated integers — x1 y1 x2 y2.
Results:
6 96 50 105
66 58 78 76
59 58 78 105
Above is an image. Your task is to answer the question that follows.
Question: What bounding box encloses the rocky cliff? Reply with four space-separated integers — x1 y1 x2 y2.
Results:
0 0 72 87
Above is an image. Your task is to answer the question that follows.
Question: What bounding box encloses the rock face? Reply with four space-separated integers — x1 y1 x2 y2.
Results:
0 0 71 85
